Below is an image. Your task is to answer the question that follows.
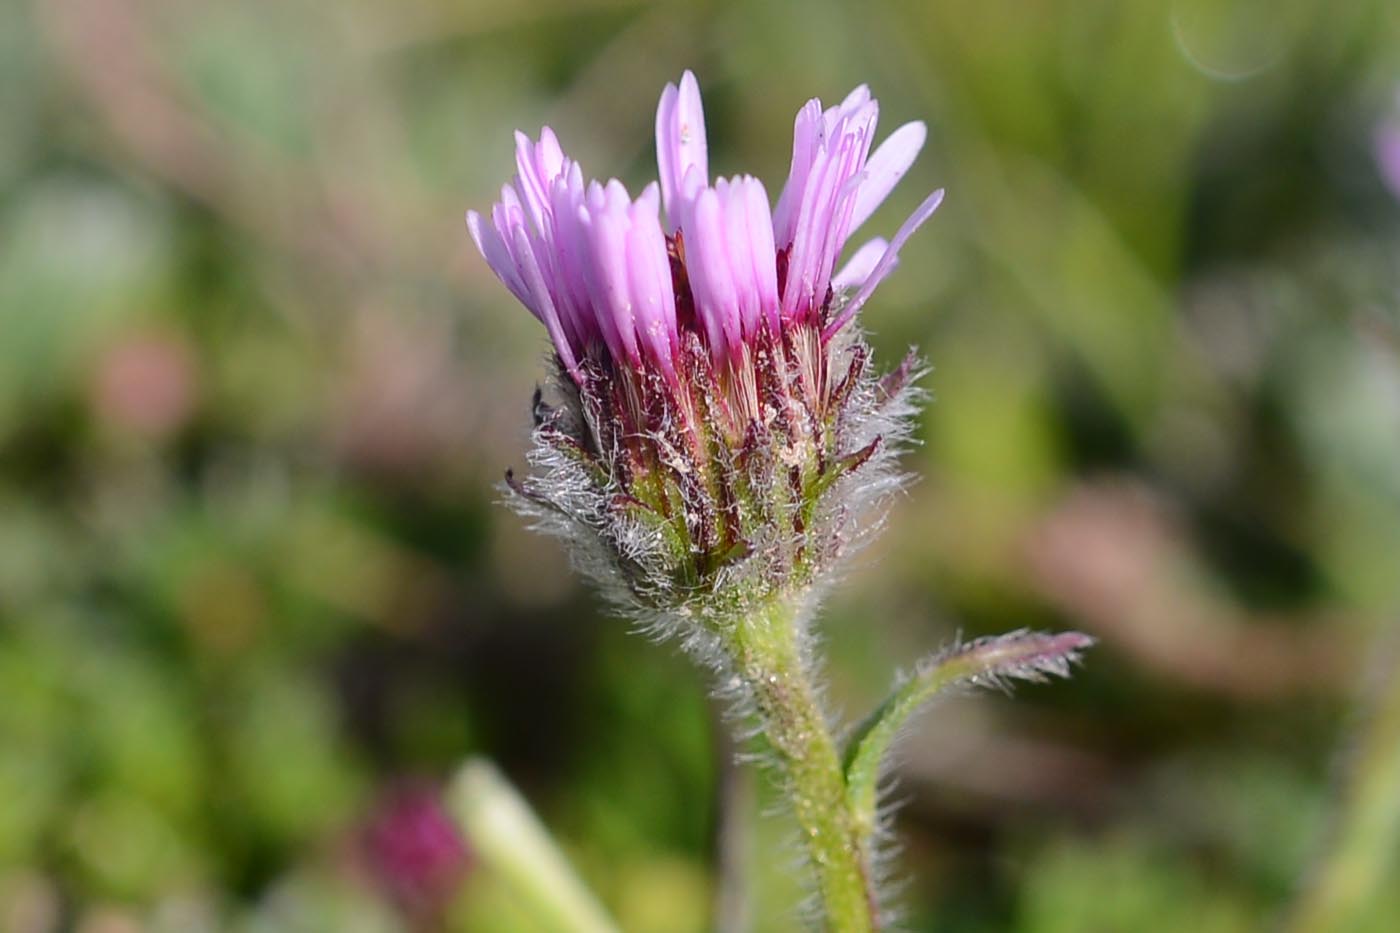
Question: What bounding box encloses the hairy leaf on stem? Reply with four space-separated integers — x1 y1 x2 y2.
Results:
843 630 1094 832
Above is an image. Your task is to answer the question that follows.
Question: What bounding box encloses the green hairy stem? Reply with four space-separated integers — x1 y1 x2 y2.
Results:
724 596 880 931
719 613 1093 929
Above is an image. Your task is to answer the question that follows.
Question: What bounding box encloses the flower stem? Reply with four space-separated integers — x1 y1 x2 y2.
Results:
726 597 879 931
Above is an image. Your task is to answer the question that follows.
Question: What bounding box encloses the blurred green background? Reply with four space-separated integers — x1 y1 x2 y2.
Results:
4 0 1400 930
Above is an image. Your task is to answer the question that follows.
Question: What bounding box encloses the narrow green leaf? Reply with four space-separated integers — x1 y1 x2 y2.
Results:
449 758 619 933
843 630 1094 832
1288 636 1400 933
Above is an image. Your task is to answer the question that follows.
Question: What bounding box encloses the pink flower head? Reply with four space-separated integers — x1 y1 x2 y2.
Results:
469 72 942 383
481 75 940 613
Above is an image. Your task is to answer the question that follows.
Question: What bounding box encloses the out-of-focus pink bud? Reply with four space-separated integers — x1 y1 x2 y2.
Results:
362 781 471 921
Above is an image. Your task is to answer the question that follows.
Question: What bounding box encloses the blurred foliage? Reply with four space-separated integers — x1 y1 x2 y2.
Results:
2 0 1400 929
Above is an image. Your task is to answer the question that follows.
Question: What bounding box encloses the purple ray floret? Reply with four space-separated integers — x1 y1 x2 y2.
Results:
656 71 709 233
